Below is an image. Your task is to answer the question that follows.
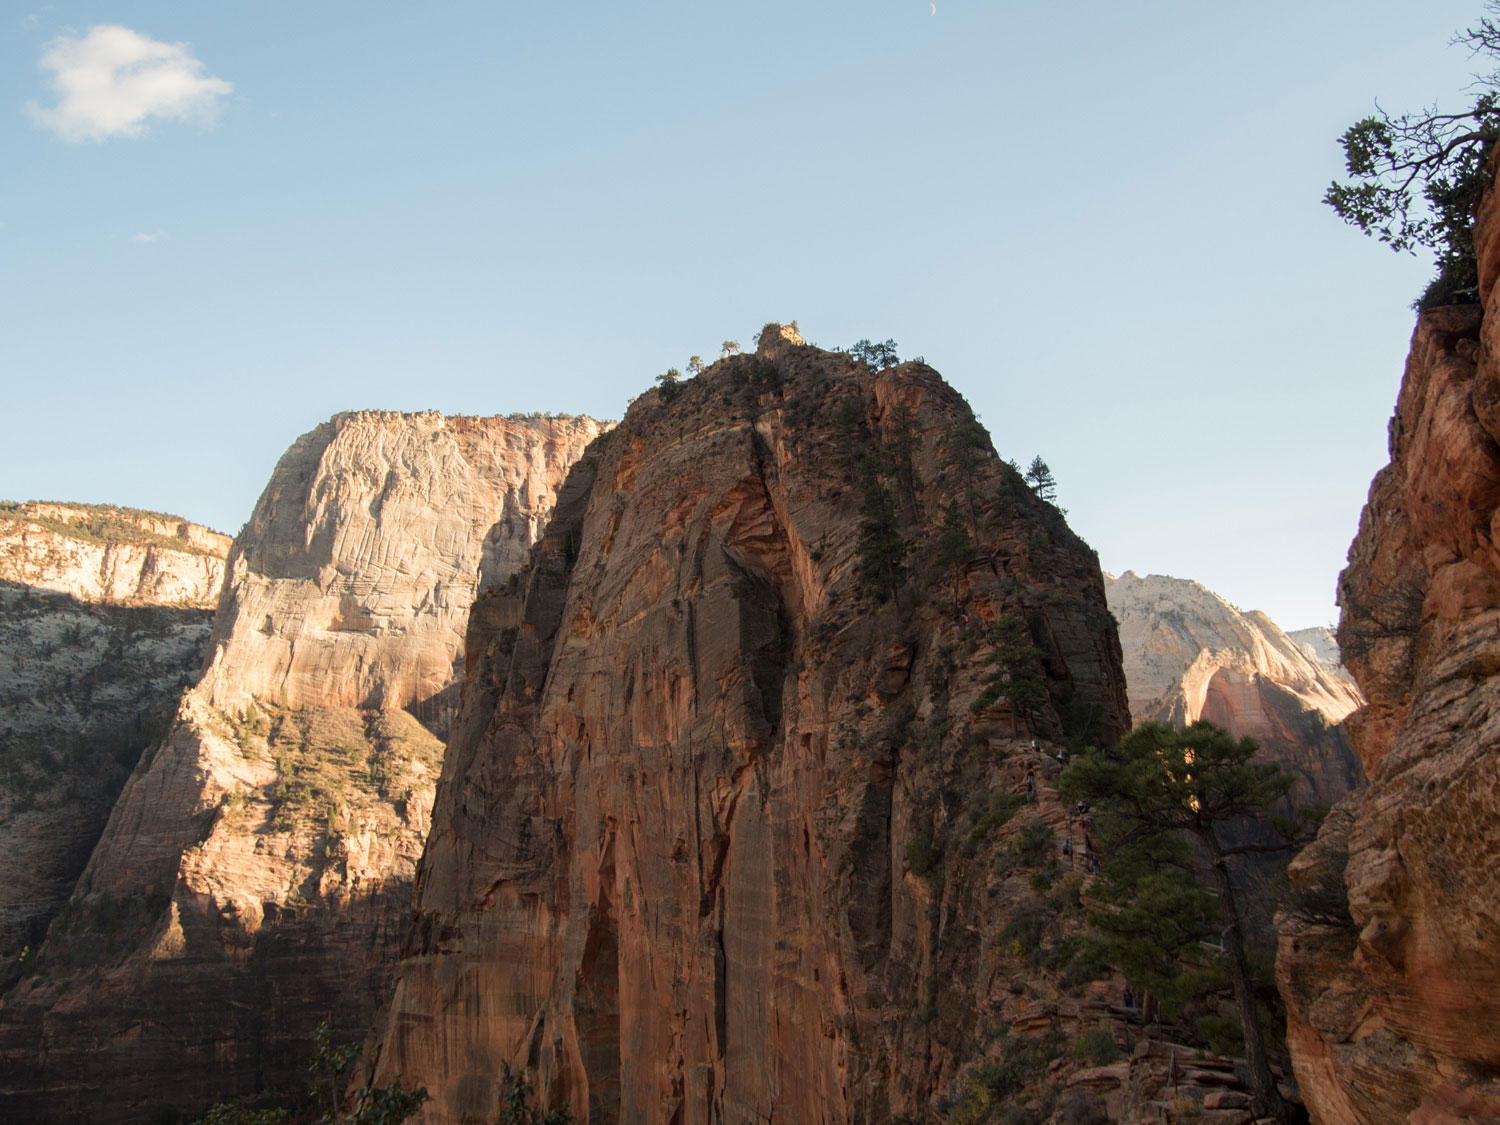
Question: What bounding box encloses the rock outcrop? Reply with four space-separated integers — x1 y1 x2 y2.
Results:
365 327 1129 1123
0 506 230 973
0 502 230 607
1276 183 1500 1121
1105 571 1366 808
0 412 601 1123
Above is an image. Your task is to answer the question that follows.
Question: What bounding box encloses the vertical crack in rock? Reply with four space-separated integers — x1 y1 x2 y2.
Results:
366 330 1128 1124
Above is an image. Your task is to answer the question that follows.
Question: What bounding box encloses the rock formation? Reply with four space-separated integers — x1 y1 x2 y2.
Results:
0 501 230 607
1105 571 1366 808
1276 183 1500 1121
1287 626 1345 676
0 505 229 973
364 326 1130 1123
0 412 600 1123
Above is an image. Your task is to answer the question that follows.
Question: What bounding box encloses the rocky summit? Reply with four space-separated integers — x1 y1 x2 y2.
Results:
1275 167 1500 1122
0 413 601 1123
0 504 230 974
1104 571 1365 810
364 325 1130 1123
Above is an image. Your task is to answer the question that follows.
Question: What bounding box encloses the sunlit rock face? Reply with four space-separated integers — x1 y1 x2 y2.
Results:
0 501 230 608
0 506 230 973
1104 571 1365 808
365 327 1129 1124
0 412 601 1124
1276 175 1500 1123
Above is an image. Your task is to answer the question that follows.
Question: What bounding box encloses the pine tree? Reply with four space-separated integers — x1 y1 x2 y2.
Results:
856 473 906 601
884 402 923 518
1024 456 1057 503
1059 722 1306 1124
940 417 990 536
934 502 972 612
969 614 1047 736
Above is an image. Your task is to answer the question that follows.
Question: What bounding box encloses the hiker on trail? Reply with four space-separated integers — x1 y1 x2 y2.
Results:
1030 738 1039 754
1025 770 1035 799
1123 985 1135 1010
1062 839 1072 863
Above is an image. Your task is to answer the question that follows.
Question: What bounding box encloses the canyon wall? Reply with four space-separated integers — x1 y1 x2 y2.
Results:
1276 185 1500 1121
1105 571 1365 809
0 412 601 1123
365 326 1131 1124
0 501 229 607
0 506 229 974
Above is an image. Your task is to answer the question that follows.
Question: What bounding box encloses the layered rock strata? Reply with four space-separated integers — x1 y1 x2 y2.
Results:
1276 202 1500 1118
0 501 229 607
1105 571 1366 808
0 412 600 1123
0 506 230 971
366 326 1129 1123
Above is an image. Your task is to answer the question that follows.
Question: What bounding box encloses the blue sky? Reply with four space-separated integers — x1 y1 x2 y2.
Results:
0 1 1485 628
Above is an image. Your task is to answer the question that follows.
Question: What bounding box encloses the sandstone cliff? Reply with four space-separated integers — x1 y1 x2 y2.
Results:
1104 571 1366 809
1276 192 1500 1119
0 412 601 1123
0 506 230 975
365 326 1131 1123
0 501 229 607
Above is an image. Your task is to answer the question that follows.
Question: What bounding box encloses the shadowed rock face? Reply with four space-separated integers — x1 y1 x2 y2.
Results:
0 413 601 1124
366 327 1128 1124
1276 177 1500 1123
1104 571 1366 809
0 507 231 973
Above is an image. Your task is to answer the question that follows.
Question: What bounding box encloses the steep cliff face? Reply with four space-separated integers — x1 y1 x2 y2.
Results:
1104 572 1365 808
1276 193 1500 1120
0 502 229 607
0 507 230 974
0 413 601 1123
366 326 1129 1124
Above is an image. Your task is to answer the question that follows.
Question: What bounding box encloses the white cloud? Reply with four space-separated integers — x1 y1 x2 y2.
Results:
129 231 167 243
26 24 231 142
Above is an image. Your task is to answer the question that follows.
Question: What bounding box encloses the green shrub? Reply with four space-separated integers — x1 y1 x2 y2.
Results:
1073 1027 1120 1067
1195 1013 1243 1057
963 791 1026 855
1011 821 1054 866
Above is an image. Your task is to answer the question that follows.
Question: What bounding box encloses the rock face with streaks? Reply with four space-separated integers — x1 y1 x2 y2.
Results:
0 506 229 974
1104 571 1366 808
1276 177 1500 1123
365 326 1129 1123
0 412 601 1123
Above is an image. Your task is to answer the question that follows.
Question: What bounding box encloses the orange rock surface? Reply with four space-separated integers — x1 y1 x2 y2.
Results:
365 328 1129 1123
1276 178 1500 1122
0 412 600 1123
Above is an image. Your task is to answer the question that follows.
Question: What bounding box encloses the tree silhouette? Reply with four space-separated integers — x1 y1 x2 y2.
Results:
1024 456 1057 503
1060 722 1309 1124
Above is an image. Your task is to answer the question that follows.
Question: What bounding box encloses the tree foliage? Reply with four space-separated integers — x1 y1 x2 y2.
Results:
856 473 906 601
1023 456 1057 504
495 1066 574 1125
1059 722 1306 1123
883 401 923 517
1326 5 1500 304
194 1022 427 1125
847 337 900 370
969 615 1047 735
